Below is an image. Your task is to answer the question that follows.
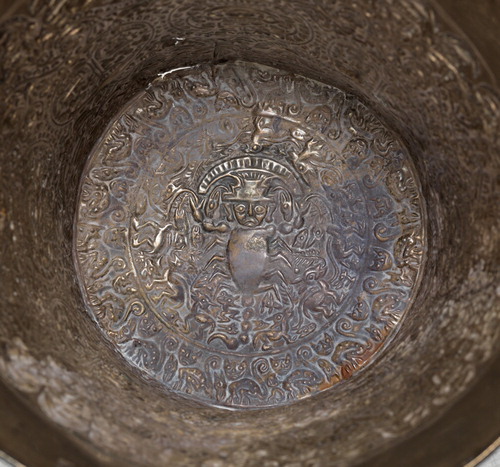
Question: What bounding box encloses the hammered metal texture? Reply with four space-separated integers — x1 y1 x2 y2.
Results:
0 0 499 465
75 62 425 408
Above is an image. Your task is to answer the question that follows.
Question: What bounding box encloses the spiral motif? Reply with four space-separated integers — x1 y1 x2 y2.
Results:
251 358 271 378
111 207 126 222
205 355 222 371
297 346 313 361
129 301 145 317
363 277 393 295
163 336 179 352
75 62 424 408
336 318 357 338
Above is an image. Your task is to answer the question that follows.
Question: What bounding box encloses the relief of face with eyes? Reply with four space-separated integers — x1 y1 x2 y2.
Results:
232 200 268 227
223 177 272 228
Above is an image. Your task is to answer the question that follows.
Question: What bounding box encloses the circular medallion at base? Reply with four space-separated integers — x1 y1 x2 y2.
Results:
75 62 425 409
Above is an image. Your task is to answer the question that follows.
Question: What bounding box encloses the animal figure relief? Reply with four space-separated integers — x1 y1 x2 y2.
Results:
75 62 425 408
133 152 347 353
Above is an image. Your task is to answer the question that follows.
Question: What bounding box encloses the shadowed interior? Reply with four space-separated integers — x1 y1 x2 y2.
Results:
0 1 499 466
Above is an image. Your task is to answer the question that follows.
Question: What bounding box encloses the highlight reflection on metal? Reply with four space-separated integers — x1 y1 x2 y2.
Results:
75 62 425 408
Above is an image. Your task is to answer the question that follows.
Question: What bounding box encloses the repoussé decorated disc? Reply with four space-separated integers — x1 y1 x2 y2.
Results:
75 62 425 408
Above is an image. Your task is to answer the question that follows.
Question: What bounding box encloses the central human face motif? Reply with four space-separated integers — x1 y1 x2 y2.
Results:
232 201 268 227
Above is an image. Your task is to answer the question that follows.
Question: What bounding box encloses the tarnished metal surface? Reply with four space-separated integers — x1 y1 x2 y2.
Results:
75 63 424 407
0 0 498 465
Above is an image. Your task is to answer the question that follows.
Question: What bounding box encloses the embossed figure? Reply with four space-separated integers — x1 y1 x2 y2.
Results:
76 62 425 408
156 153 342 351
167 156 298 299
224 175 274 295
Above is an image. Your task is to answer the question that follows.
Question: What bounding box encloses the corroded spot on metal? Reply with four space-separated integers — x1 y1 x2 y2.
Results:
74 62 425 408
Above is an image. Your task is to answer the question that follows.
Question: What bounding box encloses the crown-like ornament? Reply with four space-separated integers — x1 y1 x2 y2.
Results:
198 155 292 194
223 174 272 202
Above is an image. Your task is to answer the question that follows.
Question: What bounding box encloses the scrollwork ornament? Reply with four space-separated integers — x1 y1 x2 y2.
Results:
75 62 425 408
